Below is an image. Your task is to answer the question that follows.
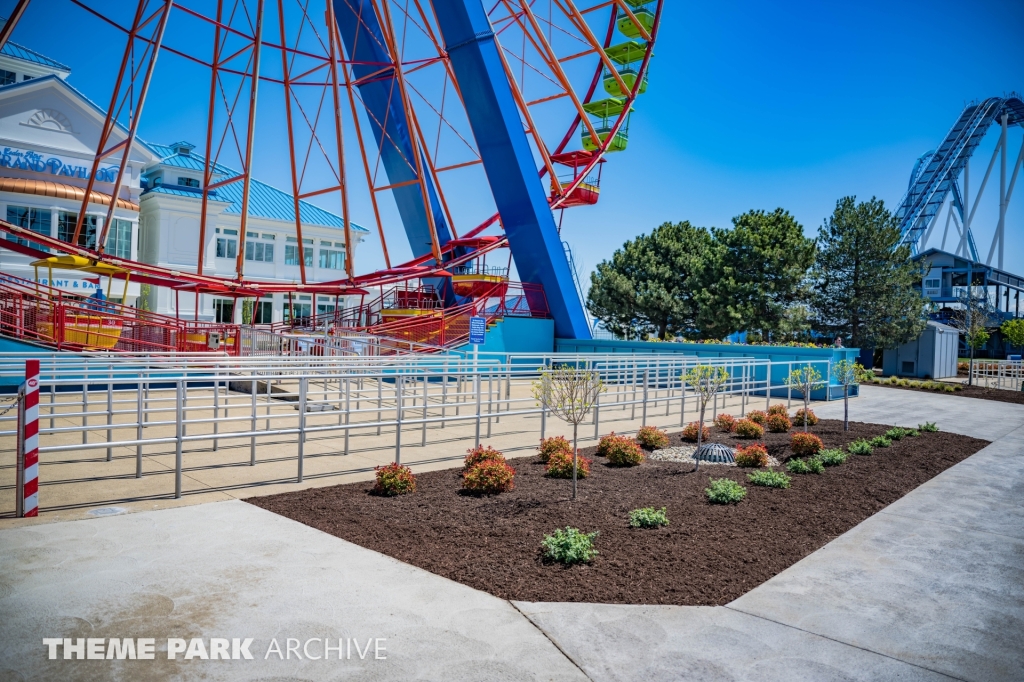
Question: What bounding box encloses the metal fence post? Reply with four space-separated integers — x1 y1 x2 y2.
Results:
250 377 257 465
297 376 307 483
395 375 403 464
174 380 183 499
106 364 113 462
136 381 143 478
641 369 648 425
212 376 219 451
421 373 428 446
344 376 351 455
474 363 482 447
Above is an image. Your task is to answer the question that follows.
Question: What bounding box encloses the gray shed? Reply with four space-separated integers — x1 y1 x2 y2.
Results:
883 321 959 379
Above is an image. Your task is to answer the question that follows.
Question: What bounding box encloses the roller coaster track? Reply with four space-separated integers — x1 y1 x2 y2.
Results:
897 96 1024 259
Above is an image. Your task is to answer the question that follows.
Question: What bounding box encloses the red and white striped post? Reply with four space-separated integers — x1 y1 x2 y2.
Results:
17 359 40 517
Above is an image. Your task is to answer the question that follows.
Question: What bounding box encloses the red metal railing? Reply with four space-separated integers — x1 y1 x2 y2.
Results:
0 275 240 354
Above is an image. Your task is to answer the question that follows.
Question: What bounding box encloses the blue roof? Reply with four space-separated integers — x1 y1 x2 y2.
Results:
1 41 71 72
145 143 367 233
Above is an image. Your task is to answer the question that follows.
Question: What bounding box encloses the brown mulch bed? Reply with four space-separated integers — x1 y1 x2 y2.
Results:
249 419 988 606
868 380 1024 406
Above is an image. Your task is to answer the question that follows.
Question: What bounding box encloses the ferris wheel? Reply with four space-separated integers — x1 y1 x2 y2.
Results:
1 0 661 339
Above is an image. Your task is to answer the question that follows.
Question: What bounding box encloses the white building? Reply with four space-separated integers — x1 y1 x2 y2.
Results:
0 40 368 324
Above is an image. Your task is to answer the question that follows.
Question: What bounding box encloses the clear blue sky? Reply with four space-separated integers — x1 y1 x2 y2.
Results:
8 0 1024 284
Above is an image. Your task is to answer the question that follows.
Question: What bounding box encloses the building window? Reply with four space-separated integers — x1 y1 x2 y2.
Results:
317 295 336 316
0 69 15 86
177 176 200 188
283 294 312 322
21 74 31 81
244 233 275 263
106 219 132 259
215 228 237 259
319 242 345 270
924 279 940 289
285 236 313 267
214 299 234 323
6 205 52 252
57 211 97 249
253 296 273 324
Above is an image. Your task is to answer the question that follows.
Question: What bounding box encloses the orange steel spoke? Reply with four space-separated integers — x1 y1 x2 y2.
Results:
526 92 569 105
233 0 266 281
435 159 483 173
278 0 308 284
555 0 629 96
198 0 226 277
611 0 650 41
0 0 29 51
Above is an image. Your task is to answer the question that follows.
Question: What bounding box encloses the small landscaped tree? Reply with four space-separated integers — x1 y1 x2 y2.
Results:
682 365 730 470
532 364 605 500
1000 319 1024 354
949 289 996 386
831 359 865 432
787 364 825 430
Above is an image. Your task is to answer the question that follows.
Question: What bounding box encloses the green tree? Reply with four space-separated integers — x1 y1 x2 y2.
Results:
1001 319 1024 350
697 209 816 340
788 364 825 431
811 197 927 349
831 359 864 432
587 221 713 340
682 365 730 471
949 288 996 386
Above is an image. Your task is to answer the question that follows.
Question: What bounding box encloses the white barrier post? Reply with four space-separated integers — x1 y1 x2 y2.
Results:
16 359 40 517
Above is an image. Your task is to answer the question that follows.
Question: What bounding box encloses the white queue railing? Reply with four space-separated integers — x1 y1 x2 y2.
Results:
0 351 835 516
970 359 1024 391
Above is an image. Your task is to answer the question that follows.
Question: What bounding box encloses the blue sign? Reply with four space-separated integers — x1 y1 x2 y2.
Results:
469 316 486 345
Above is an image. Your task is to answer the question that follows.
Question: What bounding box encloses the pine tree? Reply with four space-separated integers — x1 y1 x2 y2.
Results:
587 221 713 340
697 209 816 340
811 196 926 349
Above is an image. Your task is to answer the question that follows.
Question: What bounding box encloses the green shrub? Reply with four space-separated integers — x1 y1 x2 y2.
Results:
372 463 416 496
604 436 645 466
538 436 573 463
848 439 873 455
542 527 598 564
464 444 505 471
869 435 892 448
787 457 824 474
681 421 711 442
747 470 791 488
462 460 516 494
636 425 670 450
818 448 848 466
545 450 591 479
629 507 669 528
734 419 765 439
790 432 824 457
705 478 747 504
906 428 920 437
765 413 792 433
734 443 769 467
943 385 957 393
884 427 914 440
919 422 939 432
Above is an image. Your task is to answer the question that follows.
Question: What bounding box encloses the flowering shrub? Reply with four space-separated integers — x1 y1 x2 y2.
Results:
681 421 711 442
636 425 670 450
746 410 767 425
734 419 765 439
372 463 416 496
714 413 737 432
790 432 824 457
462 460 516 494
766 403 788 416
793 408 819 426
734 443 769 467
464 444 505 471
545 450 591 479
765 413 792 433
597 432 625 457
538 436 573 463
604 436 644 466
542 527 598 564
705 478 746 504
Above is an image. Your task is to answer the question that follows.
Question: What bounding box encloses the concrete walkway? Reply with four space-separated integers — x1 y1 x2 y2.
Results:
1 387 1021 680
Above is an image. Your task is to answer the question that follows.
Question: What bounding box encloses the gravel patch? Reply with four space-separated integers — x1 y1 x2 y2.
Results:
649 445 780 467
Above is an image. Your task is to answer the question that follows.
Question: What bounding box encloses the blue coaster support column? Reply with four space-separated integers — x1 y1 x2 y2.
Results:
430 0 592 339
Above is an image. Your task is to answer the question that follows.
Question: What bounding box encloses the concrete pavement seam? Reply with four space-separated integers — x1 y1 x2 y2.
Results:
721 606 967 682
509 601 596 682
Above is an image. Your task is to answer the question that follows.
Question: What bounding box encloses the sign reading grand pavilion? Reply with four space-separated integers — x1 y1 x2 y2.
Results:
1 146 118 183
